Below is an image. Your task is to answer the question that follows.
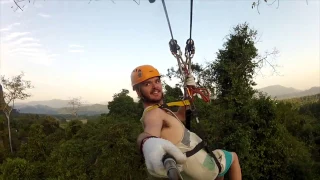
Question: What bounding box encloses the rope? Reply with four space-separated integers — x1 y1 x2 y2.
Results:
158 0 209 104
189 0 193 40
161 0 174 40
185 0 194 76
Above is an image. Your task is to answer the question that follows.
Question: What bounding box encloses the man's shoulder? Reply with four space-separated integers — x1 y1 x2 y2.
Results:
141 106 166 122
138 109 160 129
144 107 163 117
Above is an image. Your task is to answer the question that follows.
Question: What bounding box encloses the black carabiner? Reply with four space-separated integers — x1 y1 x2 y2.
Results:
185 38 195 55
169 39 180 54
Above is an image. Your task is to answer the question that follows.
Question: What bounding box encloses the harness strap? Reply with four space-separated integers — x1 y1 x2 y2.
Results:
185 141 222 173
185 140 204 157
145 100 191 112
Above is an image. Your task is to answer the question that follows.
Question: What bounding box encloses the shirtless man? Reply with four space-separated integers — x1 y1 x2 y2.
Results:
131 65 242 180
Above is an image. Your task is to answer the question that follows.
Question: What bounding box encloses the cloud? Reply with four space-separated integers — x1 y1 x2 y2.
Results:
2 32 31 41
0 0 11 5
0 23 58 66
48 54 60 58
68 44 85 53
34 3 43 8
69 49 84 53
0 23 20 32
69 44 84 48
9 47 41 54
38 13 51 18
5 37 40 46
19 42 42 48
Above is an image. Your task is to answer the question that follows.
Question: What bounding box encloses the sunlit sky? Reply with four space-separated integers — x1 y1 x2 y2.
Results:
0 0 319 104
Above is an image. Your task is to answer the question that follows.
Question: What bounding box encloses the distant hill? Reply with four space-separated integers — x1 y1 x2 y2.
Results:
276 86 320 99
15 103 109 116
57 104 109 116
257 85 301 97
16 105 58 115
257 85 320 100
15 99 70 108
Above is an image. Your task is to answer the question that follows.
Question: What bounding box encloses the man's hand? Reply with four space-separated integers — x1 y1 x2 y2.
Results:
142 137 187 178
185 74 196 86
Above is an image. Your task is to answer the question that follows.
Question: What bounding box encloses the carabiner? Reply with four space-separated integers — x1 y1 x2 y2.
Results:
185 38 195 58
169 39 180 55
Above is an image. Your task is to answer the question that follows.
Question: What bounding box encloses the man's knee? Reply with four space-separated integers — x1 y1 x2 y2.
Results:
232 152 239 161
231 152 240 165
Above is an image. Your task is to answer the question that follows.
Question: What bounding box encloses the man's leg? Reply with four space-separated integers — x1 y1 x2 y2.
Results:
215 176 224 180
228 152 241 180
213 150 242 180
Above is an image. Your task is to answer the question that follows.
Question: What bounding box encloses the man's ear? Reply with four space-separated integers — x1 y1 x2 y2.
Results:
136 91 141 97
135 85 142 97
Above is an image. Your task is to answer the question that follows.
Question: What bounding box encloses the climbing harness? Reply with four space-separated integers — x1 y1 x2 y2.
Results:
148 0 222 174
144 100 222 174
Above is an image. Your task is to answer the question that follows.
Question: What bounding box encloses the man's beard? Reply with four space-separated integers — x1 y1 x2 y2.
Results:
140 91 164 104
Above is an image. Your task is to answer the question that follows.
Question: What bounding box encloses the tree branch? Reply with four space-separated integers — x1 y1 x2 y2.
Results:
14 0 23 11
133 0 140 5
252 0 308 14
254 47 281 76
68 97 83 118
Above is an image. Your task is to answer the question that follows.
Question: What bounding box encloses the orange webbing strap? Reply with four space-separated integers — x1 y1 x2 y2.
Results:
186 86 211 103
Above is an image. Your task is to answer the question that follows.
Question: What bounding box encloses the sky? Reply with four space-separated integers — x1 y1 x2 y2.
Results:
0 0 319 104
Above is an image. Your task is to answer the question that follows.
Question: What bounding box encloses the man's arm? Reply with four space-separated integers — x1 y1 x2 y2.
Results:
136 108 163 152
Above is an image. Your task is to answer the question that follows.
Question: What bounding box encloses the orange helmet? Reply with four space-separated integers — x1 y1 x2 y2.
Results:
131 65 160 90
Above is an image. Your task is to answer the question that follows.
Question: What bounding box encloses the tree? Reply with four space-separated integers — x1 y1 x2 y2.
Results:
107 89 141 120
67 97 83 119
166 24 279 102
0 72 33 153
211 22 279 106
213 22 258 104
1 158 32 179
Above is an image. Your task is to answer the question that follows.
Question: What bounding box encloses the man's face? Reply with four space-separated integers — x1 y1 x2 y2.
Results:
138 76 163 104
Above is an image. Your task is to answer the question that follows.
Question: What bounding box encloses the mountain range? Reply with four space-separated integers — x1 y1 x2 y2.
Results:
256 85 320 99
14 85 319 115
15 101 109 116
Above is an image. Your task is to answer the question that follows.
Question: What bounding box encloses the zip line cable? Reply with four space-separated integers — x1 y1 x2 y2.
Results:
161 0 174 40
189 0 193 40
186 0 194 77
